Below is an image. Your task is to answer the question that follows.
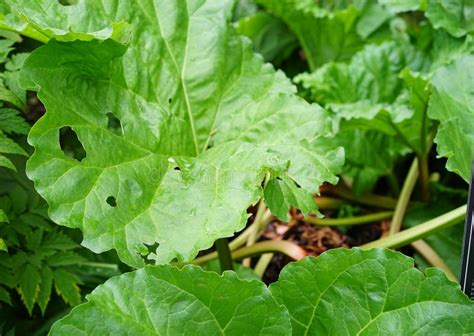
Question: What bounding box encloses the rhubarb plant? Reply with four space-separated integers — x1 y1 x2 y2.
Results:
1 0 474 334
2 0 342 267
50 249 474 335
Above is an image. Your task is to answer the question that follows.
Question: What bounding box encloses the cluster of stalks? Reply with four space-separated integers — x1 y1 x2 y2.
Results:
188 157 465 281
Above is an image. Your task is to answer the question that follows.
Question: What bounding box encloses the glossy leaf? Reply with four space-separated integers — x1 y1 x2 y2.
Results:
201 260 259 280
429 30 474 71
0 0 130 43
428 54 474 181
257 0 363 70
378 0 421 13
270 248 474 335
50 265 291 335
296 42 428 191
264 176 316 221
7 0 342 266
425 0 474 38
236 12 298 66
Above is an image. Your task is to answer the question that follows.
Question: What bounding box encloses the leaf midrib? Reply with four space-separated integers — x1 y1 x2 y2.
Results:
148 1 200 156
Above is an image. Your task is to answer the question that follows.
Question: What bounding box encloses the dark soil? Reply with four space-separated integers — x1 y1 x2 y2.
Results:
260 209 389 284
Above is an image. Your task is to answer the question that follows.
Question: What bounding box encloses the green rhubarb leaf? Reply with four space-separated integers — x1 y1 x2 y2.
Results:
236 12 298 66
430 30 474 71
257 0 363 70
296 41 429 192
50 265 290 335
428 54 474 182
378 0 422 13
425 0 474 38
355 1 393 39
201 259 259 280
264 176 316 221
0 0 130 43
270 248 474 335
10 0 341 267
296 42 428 127
335 130 408 193
0 38 14 63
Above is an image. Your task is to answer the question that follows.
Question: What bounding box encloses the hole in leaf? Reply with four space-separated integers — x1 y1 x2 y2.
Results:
106 196 117 207
59 126 86 161
106 112 122 135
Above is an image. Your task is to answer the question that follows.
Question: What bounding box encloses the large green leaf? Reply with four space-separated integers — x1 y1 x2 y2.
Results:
378 0 421 13
425 0 474 38
428 54 474 182
429 30 474 71
236 12 298 66
50 248 474 335
296 41 429 192
4 0 342 267
49 265 290 335
270 248 474 335
257 0 363 70
0 0 130 43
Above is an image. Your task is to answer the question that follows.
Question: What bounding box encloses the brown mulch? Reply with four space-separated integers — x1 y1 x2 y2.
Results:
260 211 390 284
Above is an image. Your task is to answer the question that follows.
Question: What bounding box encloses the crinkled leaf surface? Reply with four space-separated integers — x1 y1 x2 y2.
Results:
429 30 474 71
6 0 342 267
257 0 363 70
0 0 130 43
425 0 474 38
49 265 290 336
428 54 474 182
270 248 474 335
236 12 298 66
296 42 429 191
378 0 421 13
